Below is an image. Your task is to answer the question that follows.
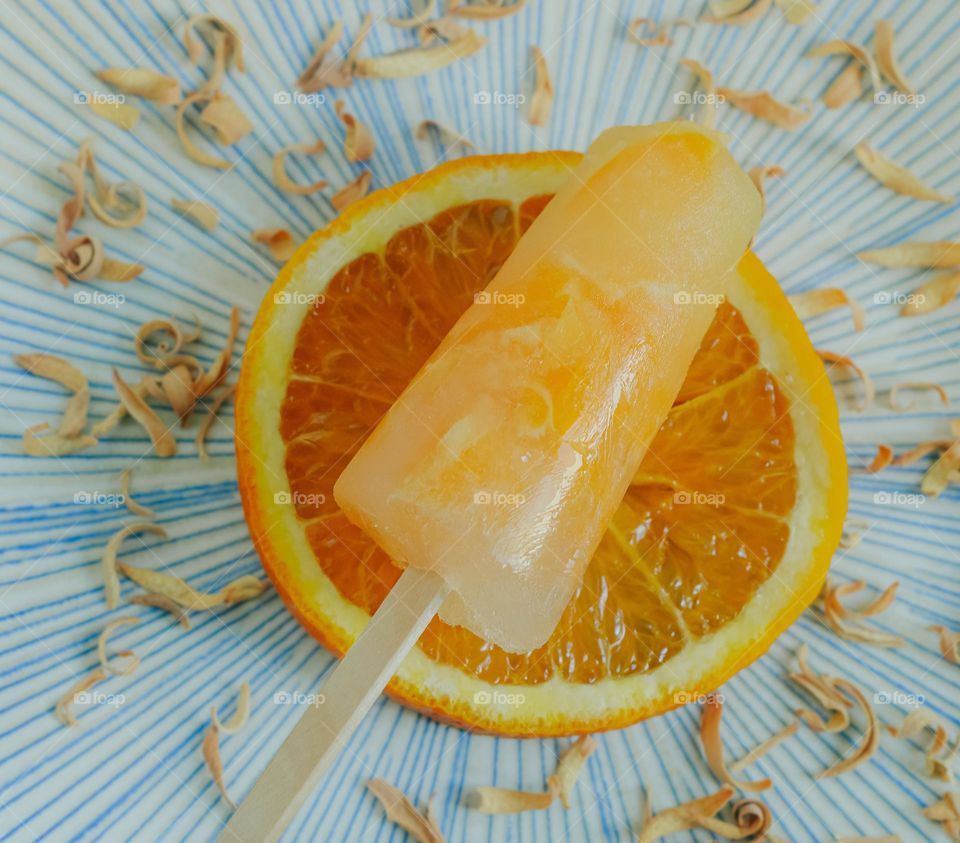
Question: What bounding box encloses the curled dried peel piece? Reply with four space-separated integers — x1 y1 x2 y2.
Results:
23 424 97 457
334 100 375 162
790 644 852 733
253 228 298 262
628 18 672 47
886 709 954 780
923 793 960 840
135 319 186 367
101 522 168 609
823 62 863 109
213 682 250 735
921 441 960 497
822 579 904 647
197 384 236 459
331 170 372 212
200 92 253 145
854 444 893 474
355 30 486 79
184 15 244 73
195 306 240 398
14 352 87 393
448 0 528 18
96 67 181 104
817 677 879 778
120 564 221 610
55 668 107 727
855 142 952 203
548 735 597 808
889 382 949 410
637 786 735 843
931 625 960 664
875 20 914 95
367 779 446 843
730 720 800 771
892 440 952 466
900 272 960 316
466 786 553 814
775 0 818 24
203 718 235 808
808 39 882 91
112 367 177 457
171 198 219 231
89 99 140 131
816 349 874 410
716 87 811 129
97 616 140 676
527 46 553 126
700 696 772 792
789 287 864 331
415 120 474 150
220 575 267 604
859 241 960 268
129 592 190 628
704 0 772 25
176 92 232 169
748 165 785 214
272 140 327 195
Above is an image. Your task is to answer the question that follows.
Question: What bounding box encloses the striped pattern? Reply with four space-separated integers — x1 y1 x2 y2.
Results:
0 0 958 840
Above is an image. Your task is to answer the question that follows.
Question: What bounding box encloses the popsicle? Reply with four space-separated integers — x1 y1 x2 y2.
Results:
334 121 762 653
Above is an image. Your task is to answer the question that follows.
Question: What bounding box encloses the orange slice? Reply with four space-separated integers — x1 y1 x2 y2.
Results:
236 152 846 736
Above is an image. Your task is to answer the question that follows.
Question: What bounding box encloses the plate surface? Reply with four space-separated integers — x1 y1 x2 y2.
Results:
0 1 958 841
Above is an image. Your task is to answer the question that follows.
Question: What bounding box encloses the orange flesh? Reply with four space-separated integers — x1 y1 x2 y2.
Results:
280 196 796 685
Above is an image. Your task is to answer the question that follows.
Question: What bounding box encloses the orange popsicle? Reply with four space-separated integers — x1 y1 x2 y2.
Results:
334 122 762 653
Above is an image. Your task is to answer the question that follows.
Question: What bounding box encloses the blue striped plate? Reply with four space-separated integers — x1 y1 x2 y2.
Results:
0 1 957 841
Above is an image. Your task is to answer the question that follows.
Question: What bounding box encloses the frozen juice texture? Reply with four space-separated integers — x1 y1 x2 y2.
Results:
334 122 763 653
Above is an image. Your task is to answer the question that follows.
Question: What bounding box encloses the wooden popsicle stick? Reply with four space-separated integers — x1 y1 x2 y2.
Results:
217 566 447 843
